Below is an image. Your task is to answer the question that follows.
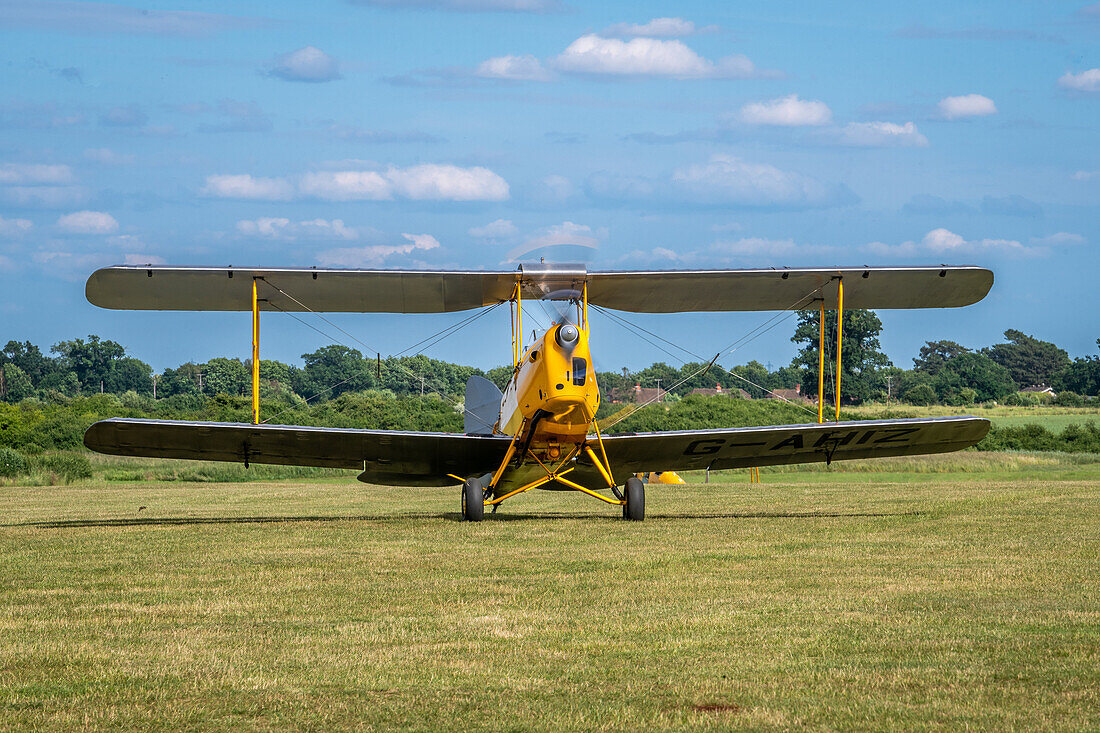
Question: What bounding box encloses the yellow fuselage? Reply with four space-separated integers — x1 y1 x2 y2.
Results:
500 324 600 450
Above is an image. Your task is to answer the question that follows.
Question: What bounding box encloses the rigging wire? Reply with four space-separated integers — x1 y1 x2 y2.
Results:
256 281 504 424
589 301 821 427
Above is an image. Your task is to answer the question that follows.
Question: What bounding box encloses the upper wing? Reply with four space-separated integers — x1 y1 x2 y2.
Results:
592 416 990 475
86 266 518 313
586 266 993 312
86 264 992 313
84 418 512 486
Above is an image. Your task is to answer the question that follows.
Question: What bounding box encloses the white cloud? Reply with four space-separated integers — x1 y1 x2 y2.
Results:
865 228 1028 257
1072 170 1099 181
237 217 359 240
237 217 291 236
937 93 997 119
1058 68 1100 92
210 165 510 202
266 46 341 82
0 215 33 236
740 94 832 126
829 121 928 147
475 54 552 81
299 171 392 201
384 164 510 201
1030 232 1085 246
553 34 766 79
56 210 119 234
83 147 134 165
469 218 518 238
602 17 715 38
0 163 74 184
670 155 837 207
506 221 602 261
317 232 440 267
201 174 295 200
400 232 441 250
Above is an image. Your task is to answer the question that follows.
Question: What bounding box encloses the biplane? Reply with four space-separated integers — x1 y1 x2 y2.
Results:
83 263 993 521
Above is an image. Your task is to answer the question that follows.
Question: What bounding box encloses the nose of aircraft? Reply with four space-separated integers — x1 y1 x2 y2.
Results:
556 323 579 348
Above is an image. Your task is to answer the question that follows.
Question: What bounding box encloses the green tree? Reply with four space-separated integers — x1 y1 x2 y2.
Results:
727 361 770 398
913 340 970 375
51 335 127 393
1 340 58 387
159 362 203 397
933 351 1016 403
0 363 33 402
297 346 372 400
905 382 937 406
104 357 154 395
202 357 249 396
791 309 892 404
1053 339 1100 396
984 330 1070 387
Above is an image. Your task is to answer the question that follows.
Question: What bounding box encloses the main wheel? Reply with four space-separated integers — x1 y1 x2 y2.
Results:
462 478 485 522
623 477 645 521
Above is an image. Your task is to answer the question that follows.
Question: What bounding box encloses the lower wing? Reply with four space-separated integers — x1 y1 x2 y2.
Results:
85 415 989 488
83 418 512 486
593 416 990 475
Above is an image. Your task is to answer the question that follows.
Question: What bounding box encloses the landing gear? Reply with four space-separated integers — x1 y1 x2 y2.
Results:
461 477 485 522
622 477 645 521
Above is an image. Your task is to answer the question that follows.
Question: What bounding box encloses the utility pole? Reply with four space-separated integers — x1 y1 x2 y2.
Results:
420 375 425 396
654 378 663 403
153 373 159 399
885 375 893 406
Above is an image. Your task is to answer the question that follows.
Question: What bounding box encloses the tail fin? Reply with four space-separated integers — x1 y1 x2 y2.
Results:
464 375 503 435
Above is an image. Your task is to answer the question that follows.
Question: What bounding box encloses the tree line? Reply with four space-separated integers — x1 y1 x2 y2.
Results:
1 313 1097 407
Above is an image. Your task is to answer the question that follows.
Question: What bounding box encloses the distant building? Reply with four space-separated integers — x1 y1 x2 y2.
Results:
1021 384 1056 397
764 383 815 404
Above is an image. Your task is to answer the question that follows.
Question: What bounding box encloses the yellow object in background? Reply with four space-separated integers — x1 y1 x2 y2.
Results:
649 471 686 484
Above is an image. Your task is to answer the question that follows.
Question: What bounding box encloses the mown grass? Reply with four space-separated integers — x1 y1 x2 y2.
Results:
849 403 1100 432
1 461 1098 731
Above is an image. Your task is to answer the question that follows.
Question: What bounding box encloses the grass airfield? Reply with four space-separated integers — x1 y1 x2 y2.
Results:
1 455 1098 731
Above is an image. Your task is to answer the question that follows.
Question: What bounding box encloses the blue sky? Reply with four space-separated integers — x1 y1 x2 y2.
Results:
1 0 1097 375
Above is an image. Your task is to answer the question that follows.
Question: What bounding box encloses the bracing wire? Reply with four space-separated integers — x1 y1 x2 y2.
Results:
589 299 822 429
257 280 505 424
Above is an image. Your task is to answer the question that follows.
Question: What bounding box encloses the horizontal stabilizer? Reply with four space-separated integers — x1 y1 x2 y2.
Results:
86 264 992 313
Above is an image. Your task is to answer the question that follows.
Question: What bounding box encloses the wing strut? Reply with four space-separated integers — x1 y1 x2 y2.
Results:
835 276 844 422
251 277 260 424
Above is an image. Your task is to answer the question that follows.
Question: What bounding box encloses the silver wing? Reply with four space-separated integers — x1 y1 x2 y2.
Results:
591 416 990 475
84 418 512 487
85 416 989 490
86 264 993 313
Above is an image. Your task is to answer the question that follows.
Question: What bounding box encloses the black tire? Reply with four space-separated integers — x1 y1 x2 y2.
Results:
462 478 485 522
623 477 645 521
